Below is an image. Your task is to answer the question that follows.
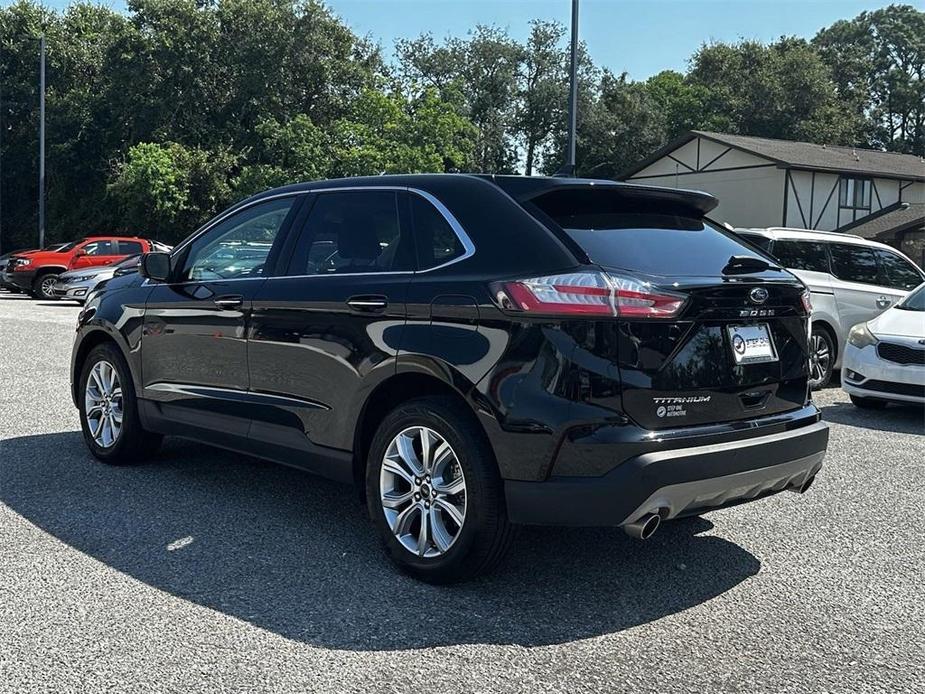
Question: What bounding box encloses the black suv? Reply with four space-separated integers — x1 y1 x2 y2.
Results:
71 175 828 582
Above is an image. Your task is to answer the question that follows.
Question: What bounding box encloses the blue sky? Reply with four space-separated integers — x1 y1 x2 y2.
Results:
19 0 895 79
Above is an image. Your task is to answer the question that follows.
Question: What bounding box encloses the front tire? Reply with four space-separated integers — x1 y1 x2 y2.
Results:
850 395 888 410
808 326 834 390
33 272 59 300
78 343 162 464
365 397 514 583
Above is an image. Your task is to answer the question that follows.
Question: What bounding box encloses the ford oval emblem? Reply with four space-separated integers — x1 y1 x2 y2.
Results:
749 287 769 304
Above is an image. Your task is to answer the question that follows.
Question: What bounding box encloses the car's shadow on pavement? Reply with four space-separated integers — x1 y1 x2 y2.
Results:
819 401 924 435
1 431 761 650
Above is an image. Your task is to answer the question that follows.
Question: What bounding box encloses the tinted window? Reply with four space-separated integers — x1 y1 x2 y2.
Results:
875 249 922 290
739 234 772 252
897 283 925 311
549 212 764 277
839 178 871 209
830 243 880 285
411 194 465 270
770 240 829 273
290 191 412 275
182 197 294 281
81 240 115 256
119 240 144 255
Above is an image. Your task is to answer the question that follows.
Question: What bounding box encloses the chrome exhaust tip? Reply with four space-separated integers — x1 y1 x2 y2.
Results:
623 512 661 540
798 475 815 494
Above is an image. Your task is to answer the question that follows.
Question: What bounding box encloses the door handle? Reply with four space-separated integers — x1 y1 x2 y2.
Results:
347 295 388 311
214 295 243 309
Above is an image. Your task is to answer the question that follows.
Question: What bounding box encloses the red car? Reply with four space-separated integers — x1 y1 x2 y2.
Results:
3 236 161 299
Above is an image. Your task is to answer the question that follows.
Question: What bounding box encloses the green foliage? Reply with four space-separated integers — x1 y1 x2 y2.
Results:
687 37 862 144
814 4 925 153
109 142 236 242
0 0 922 252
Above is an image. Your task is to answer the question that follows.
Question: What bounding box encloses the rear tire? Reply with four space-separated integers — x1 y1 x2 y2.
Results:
365 396 514 583
850 395 888 410
808 326 834 390
32 272 59 300
78 343 162 464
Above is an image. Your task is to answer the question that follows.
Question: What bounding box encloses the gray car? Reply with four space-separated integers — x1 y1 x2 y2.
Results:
52 254 142 303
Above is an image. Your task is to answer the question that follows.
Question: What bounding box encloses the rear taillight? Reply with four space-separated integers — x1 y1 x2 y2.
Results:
800 289 812 314
493 271 686 319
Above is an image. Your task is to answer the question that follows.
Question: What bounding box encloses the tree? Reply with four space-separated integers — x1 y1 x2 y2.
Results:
814 4 925 154
566 71 666 179
687 37 860 145
516 21 568 175
108 142 236 242
236 88 478 197
396 25 524 172
643 70 714 140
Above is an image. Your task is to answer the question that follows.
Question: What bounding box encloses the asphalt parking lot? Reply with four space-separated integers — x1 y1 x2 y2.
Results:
1 290 923 693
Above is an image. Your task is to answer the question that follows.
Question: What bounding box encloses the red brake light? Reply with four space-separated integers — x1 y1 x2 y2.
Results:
800 289 812 314
495 271 686 319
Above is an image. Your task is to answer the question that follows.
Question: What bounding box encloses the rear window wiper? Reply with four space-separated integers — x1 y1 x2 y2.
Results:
722 255 781 275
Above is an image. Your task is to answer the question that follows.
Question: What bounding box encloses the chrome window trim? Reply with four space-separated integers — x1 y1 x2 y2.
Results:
168 191 308 258
162 184 476 284
408 188 476 273
264 186 476 280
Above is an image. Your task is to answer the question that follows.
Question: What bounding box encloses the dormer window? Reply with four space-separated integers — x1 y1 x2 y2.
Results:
838 177 871 210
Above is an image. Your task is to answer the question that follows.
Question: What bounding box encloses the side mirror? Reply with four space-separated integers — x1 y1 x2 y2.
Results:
74 250 87 257
140 252 171 282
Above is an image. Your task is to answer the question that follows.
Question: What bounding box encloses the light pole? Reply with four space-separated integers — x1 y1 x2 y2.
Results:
566 0 579 172
38 35 46 249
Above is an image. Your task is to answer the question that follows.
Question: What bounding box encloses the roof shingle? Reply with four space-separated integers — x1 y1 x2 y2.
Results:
837 202 925 240
692 131 925 180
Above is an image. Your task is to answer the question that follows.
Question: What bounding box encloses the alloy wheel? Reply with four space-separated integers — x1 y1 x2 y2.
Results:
84 360 123 448
40 275 57 299
379 426 467 558
809 332 831 385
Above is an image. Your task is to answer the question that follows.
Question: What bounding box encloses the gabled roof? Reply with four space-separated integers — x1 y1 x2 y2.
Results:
836 202 925 240
621 130 925 181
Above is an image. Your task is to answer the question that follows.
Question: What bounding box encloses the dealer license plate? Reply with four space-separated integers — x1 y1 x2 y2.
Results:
727 323 778 365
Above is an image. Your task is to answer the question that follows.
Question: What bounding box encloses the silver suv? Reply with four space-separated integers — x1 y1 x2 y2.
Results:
735 227 924 389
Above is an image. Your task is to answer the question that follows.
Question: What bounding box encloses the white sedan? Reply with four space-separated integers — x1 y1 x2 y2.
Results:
842 282 925 408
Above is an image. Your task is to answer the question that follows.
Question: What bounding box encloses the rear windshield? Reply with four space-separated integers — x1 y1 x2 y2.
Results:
542 211 766 277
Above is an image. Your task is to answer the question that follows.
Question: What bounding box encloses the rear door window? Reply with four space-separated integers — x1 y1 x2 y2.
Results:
287 191 414 275
118 240 145 255
874 249 922 290
769 240 830 273
829 243 880 285
410 193 465 270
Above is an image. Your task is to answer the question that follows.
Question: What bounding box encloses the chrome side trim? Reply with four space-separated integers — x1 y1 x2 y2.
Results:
144 382 330 410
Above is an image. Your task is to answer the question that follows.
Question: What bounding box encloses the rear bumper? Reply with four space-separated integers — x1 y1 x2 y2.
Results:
505 420 828 527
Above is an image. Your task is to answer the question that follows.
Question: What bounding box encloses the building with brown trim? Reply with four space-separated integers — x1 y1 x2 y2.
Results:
620 131 925 263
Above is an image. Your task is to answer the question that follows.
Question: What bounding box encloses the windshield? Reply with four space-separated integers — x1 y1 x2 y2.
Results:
896 283 925 311
56 241 79 253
